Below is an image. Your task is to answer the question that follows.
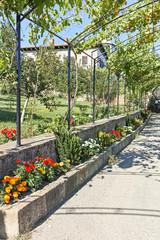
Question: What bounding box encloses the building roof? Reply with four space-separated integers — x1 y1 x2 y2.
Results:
21 43 68 51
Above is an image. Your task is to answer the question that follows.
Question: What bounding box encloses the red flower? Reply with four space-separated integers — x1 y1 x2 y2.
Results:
3 128 7 133
51 162 56 167
29 160 35 164
70 118 75 125
110 130 114 134
9 135 13 139
25 166 31 172
12 129 17 134
43 160 48 165
45 154 47 157
16 159 21 163
1 130 5 134
7 132 10 136
47 158 53 162
24 162 29 167
31 165 35 169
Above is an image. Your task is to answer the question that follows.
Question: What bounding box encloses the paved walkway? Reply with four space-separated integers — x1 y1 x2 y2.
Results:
30 114 160 240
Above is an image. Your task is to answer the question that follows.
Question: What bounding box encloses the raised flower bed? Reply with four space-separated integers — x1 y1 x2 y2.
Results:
0 112 151 239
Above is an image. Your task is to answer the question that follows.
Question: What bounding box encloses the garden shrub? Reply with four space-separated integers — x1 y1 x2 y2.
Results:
98 131 111 147
115 125 127 137
82 138 103 158
54 129 82 165
126 112 134 126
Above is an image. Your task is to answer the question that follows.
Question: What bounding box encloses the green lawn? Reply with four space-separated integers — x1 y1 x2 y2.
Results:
0 94 93 143
0 93 135 144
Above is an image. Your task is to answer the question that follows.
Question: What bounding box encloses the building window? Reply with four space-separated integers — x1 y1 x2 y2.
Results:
100 60 104 68
82 56 88 65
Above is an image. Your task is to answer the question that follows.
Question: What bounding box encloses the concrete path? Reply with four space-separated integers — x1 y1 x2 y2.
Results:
30 114 160 240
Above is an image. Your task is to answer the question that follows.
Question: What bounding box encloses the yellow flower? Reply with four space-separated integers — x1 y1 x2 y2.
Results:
9 185 13 189
59 162 64 167
4 176 10 181
13 192 19 198
55 163 59 166
4 195 10 203
5 187 11 193
67 159 70 163
42 170 46 175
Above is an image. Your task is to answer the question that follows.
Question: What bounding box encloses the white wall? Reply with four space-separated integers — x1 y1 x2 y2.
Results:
22 47 106 68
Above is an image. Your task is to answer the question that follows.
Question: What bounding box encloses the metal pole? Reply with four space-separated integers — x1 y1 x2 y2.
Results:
16 14 21 147
93 59 96 123
117 74 120 116
107 68 110 119
129 88 131 110
68 43 71 130
124 78 126 113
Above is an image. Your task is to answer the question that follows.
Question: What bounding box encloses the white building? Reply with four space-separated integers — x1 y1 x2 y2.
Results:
21 38 108 68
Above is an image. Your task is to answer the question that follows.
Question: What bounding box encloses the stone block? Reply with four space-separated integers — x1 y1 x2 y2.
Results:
45 179 65 214
63 170 78 197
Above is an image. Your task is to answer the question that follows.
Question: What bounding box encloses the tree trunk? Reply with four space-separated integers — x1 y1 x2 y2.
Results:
64 49 78 121
21 95 30 123
28 75 39 131
71 49 78 109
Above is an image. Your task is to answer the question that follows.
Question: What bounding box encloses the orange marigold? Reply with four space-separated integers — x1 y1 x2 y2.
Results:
4 176 10 181
4 195 10 203
9 179 16 185
21 181 27 186
13 192 19 198
22 187 27 192
17 184 23 192
5 187 11 193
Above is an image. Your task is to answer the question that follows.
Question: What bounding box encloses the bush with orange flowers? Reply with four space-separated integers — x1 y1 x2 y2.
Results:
0 176 27 205
0 157 71 205
13 157 71 193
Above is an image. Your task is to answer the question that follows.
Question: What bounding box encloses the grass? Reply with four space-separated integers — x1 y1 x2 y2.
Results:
0 93 135 144
0 94 94 143
108 154 120 165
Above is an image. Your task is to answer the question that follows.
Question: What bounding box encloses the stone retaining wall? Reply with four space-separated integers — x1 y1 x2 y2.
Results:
0 111 141 180
0 113 151 240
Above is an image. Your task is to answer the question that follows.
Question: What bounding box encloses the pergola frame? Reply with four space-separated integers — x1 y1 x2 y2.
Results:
13 0 158 146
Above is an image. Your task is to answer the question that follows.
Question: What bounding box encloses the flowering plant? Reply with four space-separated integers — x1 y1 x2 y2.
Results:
141 109 150 120
133 117 142 129
82 138 103 158
0 157 71 205
0 176 27 205
1 128 17 142
109 130 121 143
115 125 127 137
123 126 133 134
98 131 111 147
13 157 71 192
